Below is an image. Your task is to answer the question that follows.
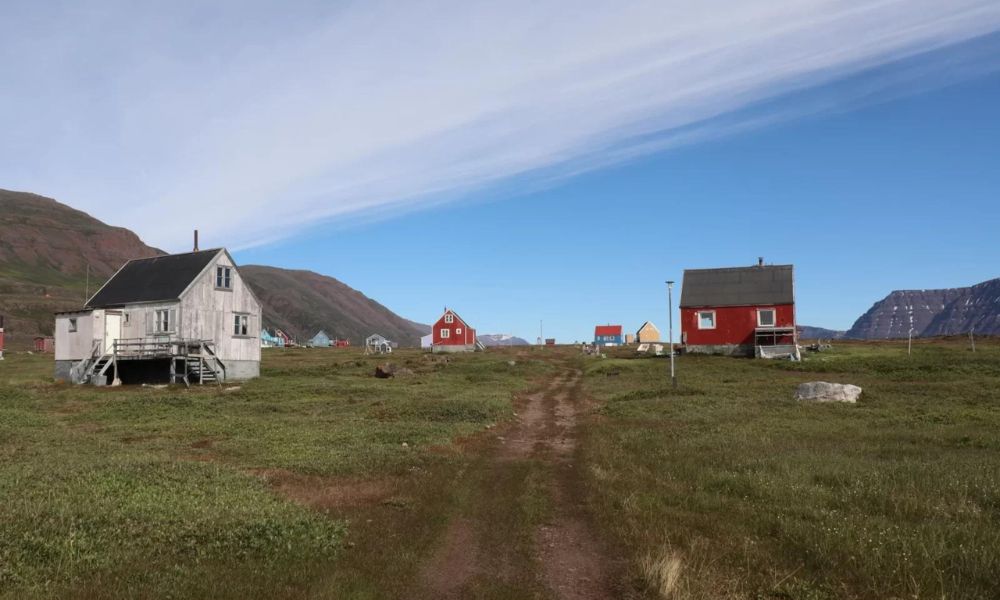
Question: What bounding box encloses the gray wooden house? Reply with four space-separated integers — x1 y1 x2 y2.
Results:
54 248 261 385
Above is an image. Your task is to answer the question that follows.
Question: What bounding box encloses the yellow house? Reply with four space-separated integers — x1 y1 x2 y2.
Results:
636 321 661 343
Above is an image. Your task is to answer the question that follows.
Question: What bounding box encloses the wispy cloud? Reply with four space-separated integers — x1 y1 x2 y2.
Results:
2 0 999 250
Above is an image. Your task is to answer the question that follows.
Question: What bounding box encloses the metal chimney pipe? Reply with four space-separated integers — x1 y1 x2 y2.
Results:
194 229 199 252
758 256 764 267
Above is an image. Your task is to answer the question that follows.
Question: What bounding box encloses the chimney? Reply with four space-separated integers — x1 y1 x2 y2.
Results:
758 256 764 267
194 229 199 252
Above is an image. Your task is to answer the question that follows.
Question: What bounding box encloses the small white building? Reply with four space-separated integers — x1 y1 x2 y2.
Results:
420 333 433 349
365 333 393 355
54 248 261 385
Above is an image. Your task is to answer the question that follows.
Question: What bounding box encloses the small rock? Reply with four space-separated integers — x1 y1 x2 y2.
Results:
795 381 862 403
223 385 241 393
507 360 517 366
401 442 409 448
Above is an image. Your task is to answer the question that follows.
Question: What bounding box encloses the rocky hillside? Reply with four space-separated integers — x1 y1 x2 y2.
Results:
0 189 425 348
240 266 427 346
846 278 1000 339
0 189 163 347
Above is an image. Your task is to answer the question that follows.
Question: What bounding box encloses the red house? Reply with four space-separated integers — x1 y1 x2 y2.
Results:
432 308 479 353
680 260 797 358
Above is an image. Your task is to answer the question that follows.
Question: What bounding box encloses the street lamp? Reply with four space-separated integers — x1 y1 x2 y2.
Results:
666 280 676 389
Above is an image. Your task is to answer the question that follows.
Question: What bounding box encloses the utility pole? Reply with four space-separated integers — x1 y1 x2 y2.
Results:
85 264 90 304
907 328 913 357
667 280 676 389
970 328 976 353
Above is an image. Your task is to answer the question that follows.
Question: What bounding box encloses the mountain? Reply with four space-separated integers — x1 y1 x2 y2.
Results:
0 189 163 347
478 334 530 347
240 266 427 346
846 278 1000 339
798 326 845 340
0 189 425 348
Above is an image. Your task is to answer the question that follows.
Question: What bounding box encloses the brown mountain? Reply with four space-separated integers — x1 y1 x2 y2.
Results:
0 189 425 348
845 278 1000 339
240 266 428 346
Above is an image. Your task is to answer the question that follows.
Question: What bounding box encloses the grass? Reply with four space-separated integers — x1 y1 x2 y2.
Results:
0 347 550 599
579 337 1000 599
3 339 998 598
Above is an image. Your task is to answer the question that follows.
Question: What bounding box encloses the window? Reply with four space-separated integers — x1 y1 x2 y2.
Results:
234 314 249 336
757 308 776 327
155 309 172 333
68 318 78 333
456 327 462 334
440 328 450 338
444 313 454 324
697 311 716 329
216 266 232 289
123 313 130 325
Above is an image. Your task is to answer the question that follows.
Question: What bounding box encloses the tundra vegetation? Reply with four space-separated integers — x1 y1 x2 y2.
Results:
0 338 997 599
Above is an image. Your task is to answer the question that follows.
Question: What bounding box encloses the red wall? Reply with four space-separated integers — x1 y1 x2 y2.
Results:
433 310 476 345
681 304 795 346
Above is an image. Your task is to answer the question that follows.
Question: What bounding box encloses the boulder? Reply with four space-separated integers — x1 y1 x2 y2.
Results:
795 381 862 403
374 363 397 378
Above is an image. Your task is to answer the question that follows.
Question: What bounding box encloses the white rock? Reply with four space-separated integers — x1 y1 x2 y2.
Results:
795 381 862 403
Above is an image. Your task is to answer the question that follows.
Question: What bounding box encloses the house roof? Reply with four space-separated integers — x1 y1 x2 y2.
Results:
86 249 222 308
439 308 470 328
680 265 794 308
637 321 659 332
595 325 622 336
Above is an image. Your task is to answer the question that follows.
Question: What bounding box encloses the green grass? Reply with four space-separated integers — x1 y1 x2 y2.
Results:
580 338 1000 599
0 348 549 599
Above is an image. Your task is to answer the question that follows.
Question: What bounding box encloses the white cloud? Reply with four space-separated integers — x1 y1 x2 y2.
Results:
1 0 999 250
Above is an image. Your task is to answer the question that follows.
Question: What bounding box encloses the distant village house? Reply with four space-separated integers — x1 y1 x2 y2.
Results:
680 259 797 358
432 308 481 352
636 321 661 343
594 325 623 346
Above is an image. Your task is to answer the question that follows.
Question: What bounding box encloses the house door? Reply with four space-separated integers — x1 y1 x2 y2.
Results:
104 312 122 354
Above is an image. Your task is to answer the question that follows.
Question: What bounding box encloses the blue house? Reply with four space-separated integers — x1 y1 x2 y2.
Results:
594 324 623 346
261 329 284 348
308 330 333 347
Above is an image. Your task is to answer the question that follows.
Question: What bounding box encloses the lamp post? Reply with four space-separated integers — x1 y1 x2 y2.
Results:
667 280 676 389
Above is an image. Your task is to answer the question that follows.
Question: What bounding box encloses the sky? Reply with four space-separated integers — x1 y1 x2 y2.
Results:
1 1 999 341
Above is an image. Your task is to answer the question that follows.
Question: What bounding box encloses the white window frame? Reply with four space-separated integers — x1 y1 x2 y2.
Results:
456 327 462 335
155 309 173 334
444 313 454 324
216 266 232 290
697 311 716 330
233 313 249 337
757 308 776 327
440 328 451 338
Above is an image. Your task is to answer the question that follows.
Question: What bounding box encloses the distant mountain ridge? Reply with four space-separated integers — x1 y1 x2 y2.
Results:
846 278 1000 339
478 334 530 347
0 189 425 348
798 325 845 340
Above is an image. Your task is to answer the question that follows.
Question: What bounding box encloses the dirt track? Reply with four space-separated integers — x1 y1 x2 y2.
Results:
419 367 617 599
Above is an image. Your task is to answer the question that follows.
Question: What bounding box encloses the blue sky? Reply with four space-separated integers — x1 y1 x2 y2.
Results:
1 1 999 341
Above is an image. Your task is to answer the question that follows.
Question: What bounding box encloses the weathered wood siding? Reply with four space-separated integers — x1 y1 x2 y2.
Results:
178 252 261 363
54 310 100 361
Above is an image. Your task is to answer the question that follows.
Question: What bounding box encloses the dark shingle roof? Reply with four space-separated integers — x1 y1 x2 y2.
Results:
680 265 794 308
87 249 221 308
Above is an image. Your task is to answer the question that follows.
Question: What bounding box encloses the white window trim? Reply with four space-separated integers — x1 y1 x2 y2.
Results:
154 309 175 334
456 327 462 334
757 308 777 327
233 313 250 337
697 310 716 330
444 313 454 324
215 265 233 290
440 328 451 338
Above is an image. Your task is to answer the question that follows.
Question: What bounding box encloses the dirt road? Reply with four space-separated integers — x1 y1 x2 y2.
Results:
418 367 619 599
